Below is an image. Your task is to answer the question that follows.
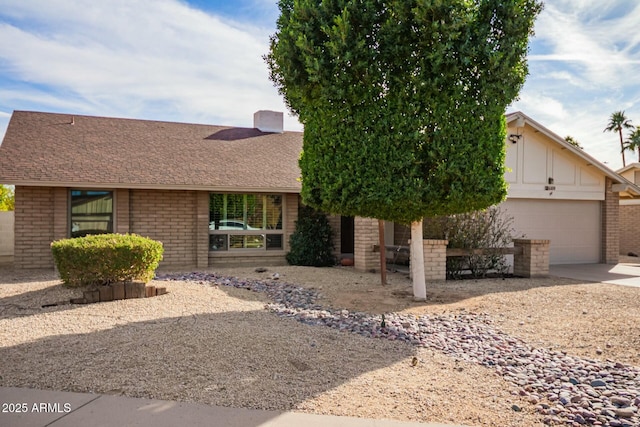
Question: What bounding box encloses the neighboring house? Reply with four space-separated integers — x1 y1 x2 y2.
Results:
1 109 638 271
392 112 640 265
615 163 640 256
501 112 640 264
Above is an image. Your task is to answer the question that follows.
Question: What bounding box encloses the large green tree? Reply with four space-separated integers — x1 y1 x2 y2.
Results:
604 111 634 167
267 0 541 295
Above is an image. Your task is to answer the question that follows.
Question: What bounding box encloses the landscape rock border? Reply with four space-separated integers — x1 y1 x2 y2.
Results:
157 272 640 427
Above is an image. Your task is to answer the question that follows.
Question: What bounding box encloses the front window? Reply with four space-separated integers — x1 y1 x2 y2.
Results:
209 194 283 251
70 190 113 237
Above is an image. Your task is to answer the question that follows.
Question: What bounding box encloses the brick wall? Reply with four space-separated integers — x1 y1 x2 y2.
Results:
602 177 620 264
423 239 448 280
354 217 379 272
513 239 550 278
14 186 55 269
115 188 130 234
130 189 197 268
195 192 209 268
12 187 299 270
52 187 68 242
620 204 640 256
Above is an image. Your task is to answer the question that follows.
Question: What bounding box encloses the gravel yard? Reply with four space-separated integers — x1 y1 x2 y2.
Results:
1 264 640 427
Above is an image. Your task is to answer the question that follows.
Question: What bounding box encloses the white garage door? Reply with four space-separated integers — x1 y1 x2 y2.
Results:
501 199 601 264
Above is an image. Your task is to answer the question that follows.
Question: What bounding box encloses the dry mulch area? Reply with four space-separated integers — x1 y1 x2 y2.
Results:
1 263 639 427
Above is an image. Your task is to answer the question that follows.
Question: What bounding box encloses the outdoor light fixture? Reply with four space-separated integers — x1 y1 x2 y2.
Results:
509 134 522 143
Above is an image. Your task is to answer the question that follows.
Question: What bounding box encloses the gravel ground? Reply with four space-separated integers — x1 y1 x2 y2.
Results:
1 264 639 427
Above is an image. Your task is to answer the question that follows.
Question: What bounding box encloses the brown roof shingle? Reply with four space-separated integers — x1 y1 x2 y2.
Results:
0 111 303 192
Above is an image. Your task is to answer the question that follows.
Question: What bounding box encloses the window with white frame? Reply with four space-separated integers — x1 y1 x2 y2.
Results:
70 190 113 237
209 193 283 251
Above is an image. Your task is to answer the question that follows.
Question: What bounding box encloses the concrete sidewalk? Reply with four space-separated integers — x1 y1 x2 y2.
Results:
0 387 467 427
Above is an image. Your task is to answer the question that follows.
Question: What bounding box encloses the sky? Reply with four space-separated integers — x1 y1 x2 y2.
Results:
0 0 639 170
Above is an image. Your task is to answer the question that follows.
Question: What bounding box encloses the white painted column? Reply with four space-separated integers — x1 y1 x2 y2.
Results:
410 220 426 300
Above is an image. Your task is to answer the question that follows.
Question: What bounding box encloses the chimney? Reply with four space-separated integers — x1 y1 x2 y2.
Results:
253 110 283 133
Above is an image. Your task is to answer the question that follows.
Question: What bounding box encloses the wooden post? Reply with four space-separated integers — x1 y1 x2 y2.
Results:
83 290 100 304
378 219 387 285
98 286 113 302
134 283 146 298
125 282 135 299
112 282 125 300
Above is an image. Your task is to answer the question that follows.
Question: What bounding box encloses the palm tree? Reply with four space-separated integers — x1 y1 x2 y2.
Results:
625 127 640 163
604 111 634 167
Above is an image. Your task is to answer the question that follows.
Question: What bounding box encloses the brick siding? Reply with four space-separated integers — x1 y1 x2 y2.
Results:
620 204 640 256
115 188 130 234
195 191 209 268
354 217 379 272
130 189 197 268
14 186 55 269
12 187 300 270
602 177 620 264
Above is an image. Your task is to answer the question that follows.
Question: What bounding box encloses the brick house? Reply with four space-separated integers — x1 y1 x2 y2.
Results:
0 110 306 270
615 163 640 256
0 110 638 273
389 112 640 266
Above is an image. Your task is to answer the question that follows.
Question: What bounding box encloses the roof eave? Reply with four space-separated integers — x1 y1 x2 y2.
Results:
0 180 302 194
506 112 629 185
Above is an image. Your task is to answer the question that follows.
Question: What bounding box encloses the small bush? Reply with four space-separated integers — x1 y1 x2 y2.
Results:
51 233 164 288
286 206 336 267
424 206 521 279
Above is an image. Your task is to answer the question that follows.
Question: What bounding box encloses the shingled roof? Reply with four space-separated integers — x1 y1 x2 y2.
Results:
0 111 303 192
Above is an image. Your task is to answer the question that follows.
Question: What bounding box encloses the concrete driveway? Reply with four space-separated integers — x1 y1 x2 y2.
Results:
550 261 640 287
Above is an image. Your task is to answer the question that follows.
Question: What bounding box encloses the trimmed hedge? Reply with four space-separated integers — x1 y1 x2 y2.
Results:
51 233 164 288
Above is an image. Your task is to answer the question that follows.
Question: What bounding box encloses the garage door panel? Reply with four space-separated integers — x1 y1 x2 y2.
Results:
501 199 600 264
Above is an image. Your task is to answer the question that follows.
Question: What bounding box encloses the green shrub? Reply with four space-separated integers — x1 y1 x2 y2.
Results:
424 207 522 279
286 206 336 267
51 233 163 287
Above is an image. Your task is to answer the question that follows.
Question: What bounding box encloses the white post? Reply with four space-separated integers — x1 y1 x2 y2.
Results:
410 220 426 300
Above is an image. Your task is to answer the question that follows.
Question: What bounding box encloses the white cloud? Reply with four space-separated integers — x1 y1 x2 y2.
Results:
530 1 640 90
514 0 640 170
0 0 298 134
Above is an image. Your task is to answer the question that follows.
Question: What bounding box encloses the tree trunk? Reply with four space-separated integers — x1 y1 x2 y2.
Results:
378 219 387 285
620 129 626 167
410 220 426 300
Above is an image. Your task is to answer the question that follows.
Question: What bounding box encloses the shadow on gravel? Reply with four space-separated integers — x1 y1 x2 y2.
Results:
0 308 415 427
186 267 587 315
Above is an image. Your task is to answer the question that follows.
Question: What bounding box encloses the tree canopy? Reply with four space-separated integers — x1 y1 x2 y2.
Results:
267 0 542 224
